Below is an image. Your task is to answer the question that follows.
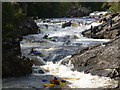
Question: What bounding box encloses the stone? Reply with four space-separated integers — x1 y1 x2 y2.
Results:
82 13 120 39
2 18 39 77
69 36 120 79
38 70 45 74
62 21 72 28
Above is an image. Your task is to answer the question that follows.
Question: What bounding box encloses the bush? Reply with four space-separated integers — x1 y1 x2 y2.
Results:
108 2 120 13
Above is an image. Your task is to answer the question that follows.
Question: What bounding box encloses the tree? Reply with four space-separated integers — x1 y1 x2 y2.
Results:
2 2 26 38
107 2 120 13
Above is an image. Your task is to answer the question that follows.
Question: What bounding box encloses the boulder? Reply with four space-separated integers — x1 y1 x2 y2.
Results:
17 17 38 37
62 21 72 28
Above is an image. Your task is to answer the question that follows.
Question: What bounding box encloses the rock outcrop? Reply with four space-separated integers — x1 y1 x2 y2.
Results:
2 18 38 77
64 13 120 88
82 13 120 39
69 36 120 81
14 17 39 38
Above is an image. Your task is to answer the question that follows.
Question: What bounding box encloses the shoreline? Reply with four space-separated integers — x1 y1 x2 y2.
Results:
82 13 120 39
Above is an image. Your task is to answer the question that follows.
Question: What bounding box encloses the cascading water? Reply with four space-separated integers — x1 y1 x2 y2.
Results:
40 63 118 88
21 18 110 64
3 17 118 88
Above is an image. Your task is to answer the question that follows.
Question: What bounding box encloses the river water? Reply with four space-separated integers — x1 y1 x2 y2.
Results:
2 17 118 88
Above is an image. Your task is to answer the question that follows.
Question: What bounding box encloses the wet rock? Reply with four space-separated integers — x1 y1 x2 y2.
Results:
69 36 120 79
62 21 72 28
38 70 45 74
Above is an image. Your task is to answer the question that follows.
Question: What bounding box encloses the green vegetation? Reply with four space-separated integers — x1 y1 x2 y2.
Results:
2 2 26 38
2 2 120 39
108 2 120 13
80 2 104 11
27 2 78 18
26 2 107 18
101 2 120 13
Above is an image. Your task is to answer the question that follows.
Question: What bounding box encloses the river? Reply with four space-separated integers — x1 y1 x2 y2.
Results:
2 16 118 88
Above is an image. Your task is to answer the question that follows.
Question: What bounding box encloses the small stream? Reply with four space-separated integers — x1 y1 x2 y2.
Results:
2 16 118 88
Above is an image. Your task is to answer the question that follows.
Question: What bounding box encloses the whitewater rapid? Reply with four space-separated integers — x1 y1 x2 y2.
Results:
21 18 118 88
3 17 118 88
41 63 118 88
20 18 118 88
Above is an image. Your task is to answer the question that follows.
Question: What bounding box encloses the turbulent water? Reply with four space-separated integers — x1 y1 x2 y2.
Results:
3 17 118 88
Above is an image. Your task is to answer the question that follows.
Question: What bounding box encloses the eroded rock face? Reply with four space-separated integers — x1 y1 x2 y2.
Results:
2 18 38 77
69 36 120 78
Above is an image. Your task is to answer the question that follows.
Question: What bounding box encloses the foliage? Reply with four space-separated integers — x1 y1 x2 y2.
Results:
101 2 110 10
2 2 26 38
27 2 79 18
3 2 119 39
107 2 120 13
79 2 104 11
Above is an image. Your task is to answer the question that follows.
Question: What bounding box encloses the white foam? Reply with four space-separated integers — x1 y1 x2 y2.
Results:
20 18 117 88
40 62 118 88
27 56 46 66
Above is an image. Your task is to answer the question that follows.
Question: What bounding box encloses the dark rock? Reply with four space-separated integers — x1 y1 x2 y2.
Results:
38 70 45 74
67 7 91 17
18 17 38 36
2 54 33 77
62 21 72 28
2 18 38 77
42 79 47 82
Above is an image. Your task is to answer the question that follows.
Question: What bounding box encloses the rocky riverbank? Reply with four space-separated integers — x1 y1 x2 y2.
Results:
2 17 39 77
69 36 120 88
82 13 120 39
68 13 120 88
70 36 120 76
